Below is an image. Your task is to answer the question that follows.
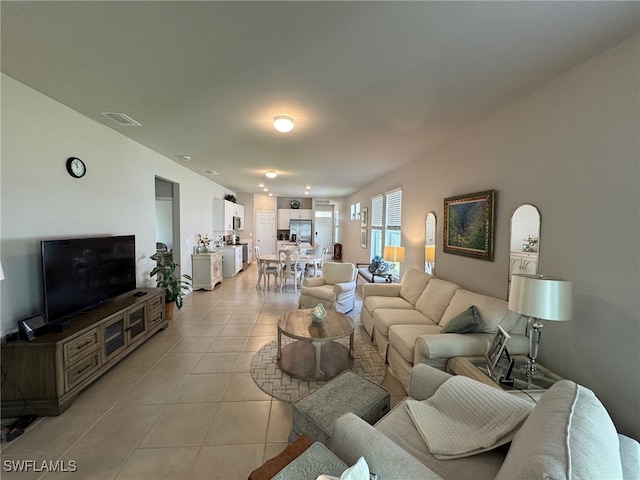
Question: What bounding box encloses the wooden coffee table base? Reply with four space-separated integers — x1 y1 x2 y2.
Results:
279 340 354 381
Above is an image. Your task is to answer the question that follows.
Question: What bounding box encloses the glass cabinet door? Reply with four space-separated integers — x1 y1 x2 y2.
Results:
104 315 125 358
127 305 147 344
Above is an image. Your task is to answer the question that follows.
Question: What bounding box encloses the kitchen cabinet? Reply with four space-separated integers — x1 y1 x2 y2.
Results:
278 208 312 229
290 209 312 220
192 252 223 290
213 199 245 231
277 209 290 229
219 246 243 277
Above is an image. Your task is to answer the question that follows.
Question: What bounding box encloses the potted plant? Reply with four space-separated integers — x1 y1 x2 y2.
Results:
150 253 192 320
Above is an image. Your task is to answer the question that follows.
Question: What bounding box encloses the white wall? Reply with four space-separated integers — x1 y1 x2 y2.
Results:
0 74 231 335
341 35 639 438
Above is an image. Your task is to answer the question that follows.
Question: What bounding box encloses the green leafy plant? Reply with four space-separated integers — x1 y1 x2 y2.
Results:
150 253 192 309
224 194 236 203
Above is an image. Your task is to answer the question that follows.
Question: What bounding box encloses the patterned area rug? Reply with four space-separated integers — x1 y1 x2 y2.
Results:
250 337 386 403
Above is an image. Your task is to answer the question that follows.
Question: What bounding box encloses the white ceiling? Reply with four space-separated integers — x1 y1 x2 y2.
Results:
2 1 638 199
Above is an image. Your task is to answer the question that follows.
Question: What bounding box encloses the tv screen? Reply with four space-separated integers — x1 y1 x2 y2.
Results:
41 235 136 324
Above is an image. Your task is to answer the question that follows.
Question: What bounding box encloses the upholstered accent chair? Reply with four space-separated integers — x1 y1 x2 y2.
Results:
299 262 358 313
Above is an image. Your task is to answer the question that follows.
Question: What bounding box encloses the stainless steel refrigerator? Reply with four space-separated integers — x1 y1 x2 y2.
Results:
289 219 312 243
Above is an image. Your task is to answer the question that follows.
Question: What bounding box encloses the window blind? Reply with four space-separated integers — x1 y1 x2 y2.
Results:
385 189 402 229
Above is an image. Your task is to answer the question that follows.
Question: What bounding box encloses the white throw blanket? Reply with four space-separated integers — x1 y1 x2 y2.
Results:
406 375 533 459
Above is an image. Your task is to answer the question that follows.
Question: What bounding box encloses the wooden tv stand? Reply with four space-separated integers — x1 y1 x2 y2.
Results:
1 288 166 417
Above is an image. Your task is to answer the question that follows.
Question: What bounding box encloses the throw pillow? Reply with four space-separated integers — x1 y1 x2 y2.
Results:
441 305 484 333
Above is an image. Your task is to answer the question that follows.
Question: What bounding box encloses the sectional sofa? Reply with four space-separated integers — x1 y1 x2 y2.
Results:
274 364 640 479
360 267 529 390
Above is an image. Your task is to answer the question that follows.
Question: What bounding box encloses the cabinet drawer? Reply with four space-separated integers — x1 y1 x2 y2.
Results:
63 331 100 366
148 294 163 311
149 307 164 327
64 350 101 392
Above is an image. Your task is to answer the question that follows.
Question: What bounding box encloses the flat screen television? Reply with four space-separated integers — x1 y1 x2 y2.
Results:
41 235 136 325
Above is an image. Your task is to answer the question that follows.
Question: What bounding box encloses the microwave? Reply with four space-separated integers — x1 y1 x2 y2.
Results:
233 216 242 230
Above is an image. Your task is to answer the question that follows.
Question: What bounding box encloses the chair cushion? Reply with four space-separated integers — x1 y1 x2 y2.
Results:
324 263 356 285
440 290 507 332
414 279 459 323
399 267 432 306
300 285 337 302
496 380 624 480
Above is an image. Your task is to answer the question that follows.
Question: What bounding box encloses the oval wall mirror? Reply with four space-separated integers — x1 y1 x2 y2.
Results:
508 204 541 297
425 212 436 275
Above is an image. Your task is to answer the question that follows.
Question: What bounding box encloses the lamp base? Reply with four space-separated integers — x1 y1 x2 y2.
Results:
527 318 543 374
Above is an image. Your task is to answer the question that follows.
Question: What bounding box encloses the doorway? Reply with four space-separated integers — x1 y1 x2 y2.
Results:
314 207 334 252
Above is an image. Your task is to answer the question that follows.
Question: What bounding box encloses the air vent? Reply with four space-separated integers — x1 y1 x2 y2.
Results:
205 170 219 176
100 112 142 127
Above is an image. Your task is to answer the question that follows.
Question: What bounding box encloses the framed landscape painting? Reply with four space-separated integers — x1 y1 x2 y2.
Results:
443 190 495 261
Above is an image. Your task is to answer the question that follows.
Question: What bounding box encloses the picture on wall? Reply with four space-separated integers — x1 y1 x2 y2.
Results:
443 189 495 261
361 228 367 248
361 207 368 227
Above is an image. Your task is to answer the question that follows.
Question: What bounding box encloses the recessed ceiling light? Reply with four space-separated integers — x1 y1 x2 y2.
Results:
273 116 294 133
177 155 191 161
268 193 273 197
263 187 269 192
258 183 265 188
304 191 309 195
305 186 311 190
205 170 219 175
265 171 278 179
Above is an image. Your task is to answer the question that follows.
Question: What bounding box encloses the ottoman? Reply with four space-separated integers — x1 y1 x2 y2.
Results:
289 370 390 446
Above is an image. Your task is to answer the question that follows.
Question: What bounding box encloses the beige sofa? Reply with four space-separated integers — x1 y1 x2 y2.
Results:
360 267 529 390
274 364 640 479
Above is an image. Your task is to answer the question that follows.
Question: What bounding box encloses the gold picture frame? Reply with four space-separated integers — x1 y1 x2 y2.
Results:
444 190 495 261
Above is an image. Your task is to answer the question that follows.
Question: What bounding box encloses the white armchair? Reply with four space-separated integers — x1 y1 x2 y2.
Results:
298 262 357 313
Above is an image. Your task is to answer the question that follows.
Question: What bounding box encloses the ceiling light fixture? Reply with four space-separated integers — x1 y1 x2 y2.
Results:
273 115 294 133
263 188 269 192
265 171 278 179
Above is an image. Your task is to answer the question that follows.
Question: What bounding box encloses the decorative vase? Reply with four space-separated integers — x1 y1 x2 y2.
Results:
196 245 203 254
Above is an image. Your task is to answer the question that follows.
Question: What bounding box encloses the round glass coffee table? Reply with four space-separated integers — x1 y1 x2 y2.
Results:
277 309 355 381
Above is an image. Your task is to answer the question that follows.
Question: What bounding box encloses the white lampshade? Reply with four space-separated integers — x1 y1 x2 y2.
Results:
273 115 294 133
0 261 4 281
383 246 405 263
509 274 573 321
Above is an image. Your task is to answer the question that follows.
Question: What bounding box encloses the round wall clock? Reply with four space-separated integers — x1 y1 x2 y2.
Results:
66 157 86 178
290 200 301 209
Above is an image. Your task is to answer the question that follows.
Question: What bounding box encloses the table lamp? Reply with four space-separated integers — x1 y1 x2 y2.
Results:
383 246 405 277
508 274 573 374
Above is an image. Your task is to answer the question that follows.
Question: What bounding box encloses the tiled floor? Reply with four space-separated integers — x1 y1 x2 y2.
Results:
0 263 407 479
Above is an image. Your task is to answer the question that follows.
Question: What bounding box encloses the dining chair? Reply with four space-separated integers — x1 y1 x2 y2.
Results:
279 249 303 292
255 245 279 290
313 247 330 277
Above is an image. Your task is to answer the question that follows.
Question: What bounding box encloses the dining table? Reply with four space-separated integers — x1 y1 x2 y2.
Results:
256 252 324 290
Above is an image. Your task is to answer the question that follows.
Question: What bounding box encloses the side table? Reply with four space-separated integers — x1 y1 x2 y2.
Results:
446 355 563 401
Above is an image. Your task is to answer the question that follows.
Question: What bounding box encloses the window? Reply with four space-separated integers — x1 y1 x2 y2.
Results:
370 195 383 257
385 188 403 278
